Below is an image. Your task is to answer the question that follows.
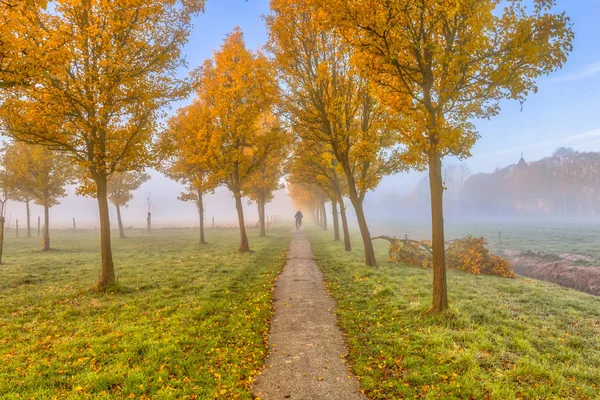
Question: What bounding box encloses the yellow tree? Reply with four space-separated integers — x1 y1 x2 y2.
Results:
159 100 216 245
244 113 288 237
315 0 574 311
287 139 352 250
0 0 204 288
3 141 74 251
197 28 276 252
107 171 150 239
268 0 401 266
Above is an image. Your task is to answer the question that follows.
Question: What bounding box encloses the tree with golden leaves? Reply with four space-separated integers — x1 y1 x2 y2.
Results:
196 28 276 252
108 171 150 239
314 0 574 311
268 0 401 266
159 100 216 245
0 0 204 288
3 141 74 251
244 113 288 237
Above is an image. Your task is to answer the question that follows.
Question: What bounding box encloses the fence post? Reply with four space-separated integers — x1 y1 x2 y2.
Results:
37 217 40 237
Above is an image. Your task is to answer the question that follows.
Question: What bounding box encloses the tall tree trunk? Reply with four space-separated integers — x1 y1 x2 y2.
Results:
258 197 266 237
331 199 340 241
338 195 351 251
321 198 327 231
115 204 125 239
198 190 206 244
25 200 31 237
234 190 250 252
428 152 448 312
96 175 116 288
42 205 50 251
0 217 4 264
349 196 377 266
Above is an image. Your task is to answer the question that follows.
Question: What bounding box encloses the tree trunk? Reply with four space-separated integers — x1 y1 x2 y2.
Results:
350 197 377 266
115 204 125 239
234 190 250 252
42 205 50 251
338 195 351 251
258 197 266 237
25 200 31 237
198 190 206 244
331 199 340 241
0 217 4 264
316 205 321 227
96 175 116 288
321 199 327 231
428 152 448 312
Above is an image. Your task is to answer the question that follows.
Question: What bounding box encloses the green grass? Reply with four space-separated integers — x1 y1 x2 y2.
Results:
308 226 600 399
0 227 289 399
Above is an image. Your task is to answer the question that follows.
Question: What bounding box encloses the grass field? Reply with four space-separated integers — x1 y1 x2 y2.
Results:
374 220 600 265
0 227 289 399
308 226 600 399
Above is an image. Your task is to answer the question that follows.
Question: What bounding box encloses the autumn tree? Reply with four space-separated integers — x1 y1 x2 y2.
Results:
159 100 215 245
3 141 74 251
244 113 288 237
108 171 150 239
314 0 574 311
0 0 204 288
196 28 276 252
268 0 400 266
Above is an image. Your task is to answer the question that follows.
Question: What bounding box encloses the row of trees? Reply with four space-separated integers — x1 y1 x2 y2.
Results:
0 141 150 262
158 29 288 251
1 0 573 312
281 0 573 311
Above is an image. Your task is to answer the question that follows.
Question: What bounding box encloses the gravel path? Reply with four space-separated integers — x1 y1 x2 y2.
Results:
253 230 367 400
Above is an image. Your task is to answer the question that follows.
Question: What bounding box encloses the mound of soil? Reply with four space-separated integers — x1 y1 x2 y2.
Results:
510 255 600 296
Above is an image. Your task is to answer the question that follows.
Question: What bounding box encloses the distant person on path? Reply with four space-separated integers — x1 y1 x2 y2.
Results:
294 210 303 230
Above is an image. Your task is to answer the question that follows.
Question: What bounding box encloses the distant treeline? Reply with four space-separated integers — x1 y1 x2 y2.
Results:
377 148 600 219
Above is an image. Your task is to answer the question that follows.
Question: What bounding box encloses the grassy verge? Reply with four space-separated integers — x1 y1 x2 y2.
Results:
307 226 600 399
0 227 289 399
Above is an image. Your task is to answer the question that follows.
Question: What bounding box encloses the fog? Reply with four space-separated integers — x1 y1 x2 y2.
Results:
3 146 600 235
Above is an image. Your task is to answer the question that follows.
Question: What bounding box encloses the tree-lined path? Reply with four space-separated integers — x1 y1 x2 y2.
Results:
253 230 366 400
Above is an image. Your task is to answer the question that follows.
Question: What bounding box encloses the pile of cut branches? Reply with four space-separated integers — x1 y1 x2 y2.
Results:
373 235 515 278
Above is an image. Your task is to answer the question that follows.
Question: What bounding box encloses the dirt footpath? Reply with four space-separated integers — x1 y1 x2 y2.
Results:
253 230 367 400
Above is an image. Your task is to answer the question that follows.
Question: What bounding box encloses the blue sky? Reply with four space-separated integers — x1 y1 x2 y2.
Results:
175 0 600 191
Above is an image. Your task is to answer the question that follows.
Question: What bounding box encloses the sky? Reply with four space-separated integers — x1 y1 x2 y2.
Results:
5 0 600 230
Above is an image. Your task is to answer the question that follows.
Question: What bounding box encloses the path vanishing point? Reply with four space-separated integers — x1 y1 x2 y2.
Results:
253 230 367 400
